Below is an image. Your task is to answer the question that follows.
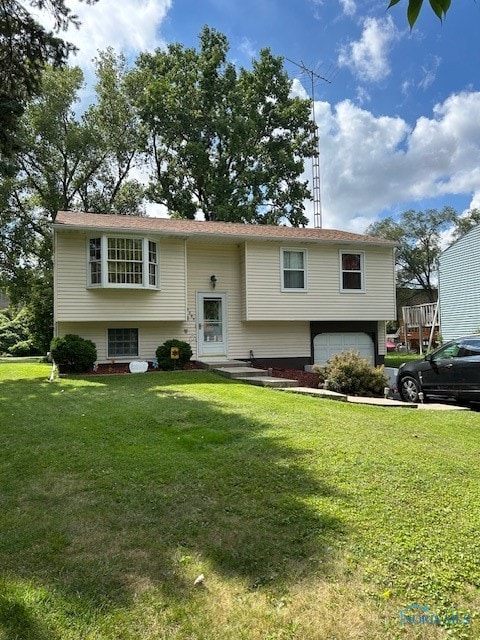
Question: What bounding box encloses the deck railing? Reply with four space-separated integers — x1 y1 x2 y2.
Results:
401 302 439 353
402 302 438 328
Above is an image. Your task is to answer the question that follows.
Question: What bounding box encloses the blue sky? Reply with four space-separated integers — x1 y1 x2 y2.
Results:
52 0 480 232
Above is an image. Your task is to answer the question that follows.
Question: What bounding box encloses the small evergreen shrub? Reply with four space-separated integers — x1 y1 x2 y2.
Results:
8 340 40 357
313 349 388 397
50 334 97 373
156 339 192 371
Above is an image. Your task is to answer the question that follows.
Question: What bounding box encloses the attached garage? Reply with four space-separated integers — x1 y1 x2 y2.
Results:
313 331 375 366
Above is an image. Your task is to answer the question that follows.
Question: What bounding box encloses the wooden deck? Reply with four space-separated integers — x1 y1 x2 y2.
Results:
400 302 440 353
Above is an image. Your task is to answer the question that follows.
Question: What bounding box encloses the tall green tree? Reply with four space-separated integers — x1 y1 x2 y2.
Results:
0 54 145 345
135 26 316 226
0 0 98 174
365 207 457 301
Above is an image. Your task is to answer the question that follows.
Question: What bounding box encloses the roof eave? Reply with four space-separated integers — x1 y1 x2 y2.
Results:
53 221 397 247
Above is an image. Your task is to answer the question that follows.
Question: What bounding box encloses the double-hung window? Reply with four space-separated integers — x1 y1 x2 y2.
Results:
88 236 158 288
281 248 307 291
340 251 365 292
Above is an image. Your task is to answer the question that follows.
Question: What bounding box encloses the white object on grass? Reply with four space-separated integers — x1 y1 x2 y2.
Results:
129 361 149 374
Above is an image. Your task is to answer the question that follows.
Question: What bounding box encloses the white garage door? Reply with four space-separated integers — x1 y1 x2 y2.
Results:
313 332 374 366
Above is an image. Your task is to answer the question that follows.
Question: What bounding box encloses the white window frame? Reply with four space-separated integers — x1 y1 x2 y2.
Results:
340 250 365 293
87 235 159 289
281 247 307 292
107 328 139 359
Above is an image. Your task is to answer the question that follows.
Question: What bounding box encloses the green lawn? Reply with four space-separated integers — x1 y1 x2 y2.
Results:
0 362 479 639
385 353 423 369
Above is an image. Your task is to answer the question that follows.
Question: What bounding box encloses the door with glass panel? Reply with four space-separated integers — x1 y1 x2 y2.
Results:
197 293 227 357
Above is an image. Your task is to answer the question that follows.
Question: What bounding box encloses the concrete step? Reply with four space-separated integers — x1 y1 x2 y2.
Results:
214 366 267 379
237 376 299 388
196 359 249 369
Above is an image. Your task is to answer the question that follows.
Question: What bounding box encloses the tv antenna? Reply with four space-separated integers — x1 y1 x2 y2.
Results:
286 58 333 228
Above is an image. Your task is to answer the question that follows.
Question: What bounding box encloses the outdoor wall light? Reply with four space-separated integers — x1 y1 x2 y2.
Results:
210 275 217 289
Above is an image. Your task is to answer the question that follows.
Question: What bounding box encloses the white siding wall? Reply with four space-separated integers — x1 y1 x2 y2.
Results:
57 321 187 363
439 225 480 340
244 241 396 321
54 231 186 322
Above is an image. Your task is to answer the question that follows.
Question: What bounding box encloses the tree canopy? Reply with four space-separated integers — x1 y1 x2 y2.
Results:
134 26 316 226
365 207 457 301
0 0 98 174
0 53 145 309
366 207 480 301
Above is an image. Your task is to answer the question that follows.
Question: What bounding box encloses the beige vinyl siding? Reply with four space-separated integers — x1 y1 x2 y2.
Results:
57 321 187 363
236 321 311 359
55 231 186 322
377 320 387 356
245 241 396 321
185 243 241 359
185 243 311 360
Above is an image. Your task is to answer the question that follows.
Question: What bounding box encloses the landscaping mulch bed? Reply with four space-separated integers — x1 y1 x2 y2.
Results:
270 367 319 389
85 362 319 388
88 361 203 375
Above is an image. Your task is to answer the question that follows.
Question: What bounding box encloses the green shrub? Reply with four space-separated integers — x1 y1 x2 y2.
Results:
0 308 31 354
313 349 388 397
155 339 192 371
50 334 97 373
8 340 40 357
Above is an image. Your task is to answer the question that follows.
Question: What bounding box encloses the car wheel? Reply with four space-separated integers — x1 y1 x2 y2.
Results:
399 375 422 403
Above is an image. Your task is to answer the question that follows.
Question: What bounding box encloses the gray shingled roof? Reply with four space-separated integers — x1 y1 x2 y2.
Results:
54 210 396 247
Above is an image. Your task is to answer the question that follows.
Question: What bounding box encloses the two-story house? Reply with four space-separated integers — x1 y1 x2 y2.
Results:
53 211 397 369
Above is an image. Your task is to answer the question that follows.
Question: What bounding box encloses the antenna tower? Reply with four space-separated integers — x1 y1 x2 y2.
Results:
286 58 331 228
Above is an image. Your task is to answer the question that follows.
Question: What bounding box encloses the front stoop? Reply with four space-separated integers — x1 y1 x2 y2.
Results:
201 362 299 388
196 359 249 370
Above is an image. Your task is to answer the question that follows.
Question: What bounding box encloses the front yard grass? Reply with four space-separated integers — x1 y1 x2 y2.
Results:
0 362 479 639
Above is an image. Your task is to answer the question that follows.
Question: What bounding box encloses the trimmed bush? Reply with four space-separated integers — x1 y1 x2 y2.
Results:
50 334 97 373
155 339 192 371
313 349 388 397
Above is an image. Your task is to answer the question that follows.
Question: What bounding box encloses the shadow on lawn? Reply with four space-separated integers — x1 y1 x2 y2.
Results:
0 371 345 632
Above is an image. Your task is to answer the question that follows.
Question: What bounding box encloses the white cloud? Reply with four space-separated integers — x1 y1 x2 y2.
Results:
301 91 480 233
69 0 171 68
339 0 356 17
239 37 256 60
418 55 442 90
31 0 171 70
338 16 400 83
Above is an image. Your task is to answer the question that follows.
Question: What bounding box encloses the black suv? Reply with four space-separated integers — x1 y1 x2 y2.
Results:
397 335 480 403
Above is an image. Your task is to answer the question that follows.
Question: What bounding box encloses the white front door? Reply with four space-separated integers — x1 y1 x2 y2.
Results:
197 293 227 357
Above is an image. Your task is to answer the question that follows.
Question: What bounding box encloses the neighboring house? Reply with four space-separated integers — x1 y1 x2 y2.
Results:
53 210 397 368
439 224 480 341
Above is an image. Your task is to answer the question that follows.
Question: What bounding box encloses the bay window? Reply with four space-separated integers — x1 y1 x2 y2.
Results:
88 236 158 288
